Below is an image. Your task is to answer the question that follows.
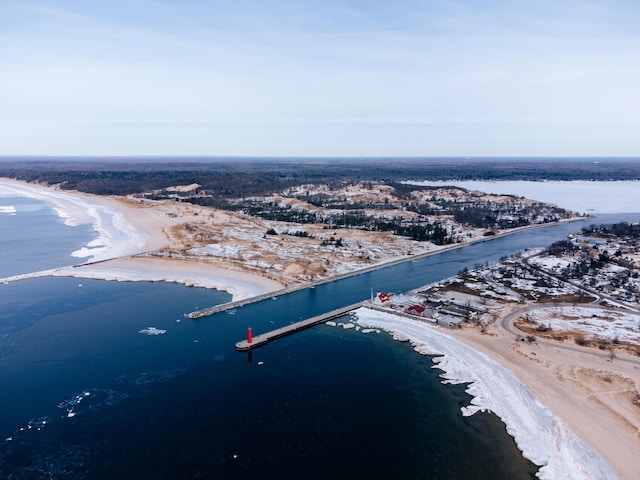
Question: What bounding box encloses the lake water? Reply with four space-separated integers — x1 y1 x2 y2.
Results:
0 196 96 277
1 197 639 478
0 278 536 479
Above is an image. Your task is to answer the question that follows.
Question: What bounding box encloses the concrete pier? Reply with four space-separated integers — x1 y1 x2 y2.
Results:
188 291 288 318
235 302 365 351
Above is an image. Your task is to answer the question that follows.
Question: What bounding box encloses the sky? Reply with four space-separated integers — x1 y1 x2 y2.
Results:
1 0 639 156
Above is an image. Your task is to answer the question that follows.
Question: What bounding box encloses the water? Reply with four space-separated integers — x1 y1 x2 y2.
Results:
0 196 96 277
1 203 639 478
0 279 535 479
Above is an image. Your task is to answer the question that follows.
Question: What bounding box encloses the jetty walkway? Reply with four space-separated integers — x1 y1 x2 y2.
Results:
188 287 300 318
235 302 365 351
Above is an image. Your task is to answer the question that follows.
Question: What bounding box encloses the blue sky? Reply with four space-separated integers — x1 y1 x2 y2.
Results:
1 0 638 156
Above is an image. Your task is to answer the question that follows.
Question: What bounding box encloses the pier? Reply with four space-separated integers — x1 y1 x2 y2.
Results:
235 302 365 351
188 290 292 318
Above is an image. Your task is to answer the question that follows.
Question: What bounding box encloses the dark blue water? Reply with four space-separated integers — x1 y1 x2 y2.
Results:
1 211 639 478
0 196 96 277
0 278 535 479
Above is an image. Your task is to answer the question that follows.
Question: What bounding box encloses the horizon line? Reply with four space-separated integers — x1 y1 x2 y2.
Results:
1 155 639 161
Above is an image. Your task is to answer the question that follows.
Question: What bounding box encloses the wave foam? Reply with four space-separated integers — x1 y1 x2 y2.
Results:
0 205 17 214
1 180 147 262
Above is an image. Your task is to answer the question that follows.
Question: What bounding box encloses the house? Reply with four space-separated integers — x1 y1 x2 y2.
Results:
438 315 464 328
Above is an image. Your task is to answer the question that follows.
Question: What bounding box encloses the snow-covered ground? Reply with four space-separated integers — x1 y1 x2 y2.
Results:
529 306 640 343
0 180 147 261
530 256 573 270
405 180 640 214
353 307 619 480
61 263 274 301
0 261 276 302
0 180 283 299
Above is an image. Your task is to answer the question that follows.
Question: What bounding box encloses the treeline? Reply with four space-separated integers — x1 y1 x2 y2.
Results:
582 222 640 238
1 157 640 196
546 239 579 256
452 204 569 229
202 199 456 244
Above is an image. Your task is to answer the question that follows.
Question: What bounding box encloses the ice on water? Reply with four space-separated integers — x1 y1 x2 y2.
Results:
138 327 167 336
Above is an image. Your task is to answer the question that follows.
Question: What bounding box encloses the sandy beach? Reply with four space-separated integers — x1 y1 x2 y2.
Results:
2 177 639 478
449 309 640 480
2 177 494 297
0 178 285 299
354 306 639 479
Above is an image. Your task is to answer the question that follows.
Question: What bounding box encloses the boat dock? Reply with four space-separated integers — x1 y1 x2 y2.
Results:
235 302 365 351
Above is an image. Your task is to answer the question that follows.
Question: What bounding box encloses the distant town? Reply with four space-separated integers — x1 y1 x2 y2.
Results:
373 221 640 358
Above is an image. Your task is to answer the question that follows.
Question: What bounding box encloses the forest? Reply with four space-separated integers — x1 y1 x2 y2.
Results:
1 157 639 196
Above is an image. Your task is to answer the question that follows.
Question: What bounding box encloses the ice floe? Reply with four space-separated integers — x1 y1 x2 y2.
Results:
138 327 167 336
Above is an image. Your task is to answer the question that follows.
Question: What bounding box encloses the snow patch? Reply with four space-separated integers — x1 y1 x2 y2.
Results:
529 306 640 343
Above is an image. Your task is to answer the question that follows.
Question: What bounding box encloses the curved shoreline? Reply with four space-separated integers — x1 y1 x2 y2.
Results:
1 177 585 302
353 307 620 480
2 177 635 478
0 178 148 261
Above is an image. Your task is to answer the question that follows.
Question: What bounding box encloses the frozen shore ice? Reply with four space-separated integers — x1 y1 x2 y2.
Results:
0 180 147 261
354 307 619 480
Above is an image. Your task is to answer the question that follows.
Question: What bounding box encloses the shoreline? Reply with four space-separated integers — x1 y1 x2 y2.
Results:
1 177 586 303
187 216 587 317
0 178 149 260
406 179 640 215
353 306 627 480
447 306 640 480
2 177 636 477
1 178 284 300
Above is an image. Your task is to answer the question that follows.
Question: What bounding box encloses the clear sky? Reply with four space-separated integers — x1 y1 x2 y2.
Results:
1 0 638 156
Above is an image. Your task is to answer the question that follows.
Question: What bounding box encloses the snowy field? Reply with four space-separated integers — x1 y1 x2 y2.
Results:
354 307 619 480
406 180 640 214
529 306 640 343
